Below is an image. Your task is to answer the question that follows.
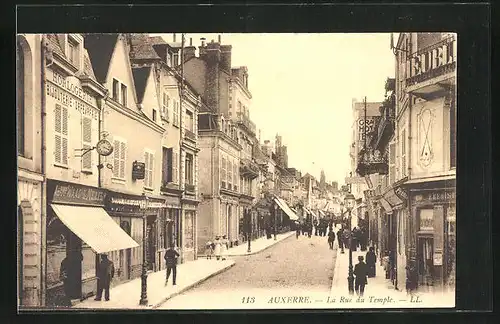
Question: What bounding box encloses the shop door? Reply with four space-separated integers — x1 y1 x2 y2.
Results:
66 232 83 299
120 220 131 280
147 216 157 271
417 236 434 287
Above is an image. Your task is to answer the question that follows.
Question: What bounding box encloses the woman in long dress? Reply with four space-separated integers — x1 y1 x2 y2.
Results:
221 235 229 260
214 236 222 260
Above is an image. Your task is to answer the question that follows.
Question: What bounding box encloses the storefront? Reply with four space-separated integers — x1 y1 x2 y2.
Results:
406 178 456 291
45 180 138 306
105 191 175 279
238 194 253 243
220 192 240 246
182 196 198 262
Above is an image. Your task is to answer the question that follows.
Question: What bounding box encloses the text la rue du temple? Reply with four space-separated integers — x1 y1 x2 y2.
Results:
240 295 422 305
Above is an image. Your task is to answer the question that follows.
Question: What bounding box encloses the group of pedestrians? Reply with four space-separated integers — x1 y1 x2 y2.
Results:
205 235 230 261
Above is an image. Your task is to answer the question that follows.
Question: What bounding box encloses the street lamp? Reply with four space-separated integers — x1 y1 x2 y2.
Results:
344 192 356 295
139 192 149 306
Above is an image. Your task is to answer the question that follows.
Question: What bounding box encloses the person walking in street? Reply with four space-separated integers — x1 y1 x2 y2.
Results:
296 221 300 239
328 220 333 235
354 255 368 296
366 246 377 278
59 252 83 306
313 219 319 236
214 236 222 260
327 228 336 250
337 228 344 253
94 254 115 301
221 235 229 260
164 245 180 285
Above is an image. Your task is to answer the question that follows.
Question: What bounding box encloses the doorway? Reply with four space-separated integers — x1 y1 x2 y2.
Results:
146 215 157 271
120 220 131 280
66 232 83 299
417 236 434 287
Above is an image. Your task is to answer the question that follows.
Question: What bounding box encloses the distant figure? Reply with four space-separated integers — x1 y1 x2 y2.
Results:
95 254 115 301
221 235 229 260
205 240 214 259
214 236 222 260
354 255 368 296
366 247 377 277
327 229 336 250
164 246 180 285
337 228 344 254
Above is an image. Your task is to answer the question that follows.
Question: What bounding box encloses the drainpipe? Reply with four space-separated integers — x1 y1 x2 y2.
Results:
96 91 109 189
178 34 185 262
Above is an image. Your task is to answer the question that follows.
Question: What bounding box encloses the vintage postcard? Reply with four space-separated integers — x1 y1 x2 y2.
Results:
17 32 456 310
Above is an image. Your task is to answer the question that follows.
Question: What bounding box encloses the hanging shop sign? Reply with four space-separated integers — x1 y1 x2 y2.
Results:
47 180 107 206
132 161 146 180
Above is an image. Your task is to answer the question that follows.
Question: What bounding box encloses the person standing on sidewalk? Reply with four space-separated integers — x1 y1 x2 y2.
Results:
354 255 368 296
337 228 344 253
366 247 377 277
214 236 222 260
221 235 229 260
327 229 336 250
164 246 180 286
95 254 115 301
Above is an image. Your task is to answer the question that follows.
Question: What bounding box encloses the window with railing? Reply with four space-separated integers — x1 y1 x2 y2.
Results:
221 156 227 189
185 153 193 186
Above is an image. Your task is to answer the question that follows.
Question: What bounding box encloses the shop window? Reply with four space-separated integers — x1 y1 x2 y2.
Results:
46 213 68 288
54 104 69 166
184 211 194 249
81 116 92 172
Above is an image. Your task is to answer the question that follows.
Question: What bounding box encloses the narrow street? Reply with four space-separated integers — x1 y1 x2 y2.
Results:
158 233 338 309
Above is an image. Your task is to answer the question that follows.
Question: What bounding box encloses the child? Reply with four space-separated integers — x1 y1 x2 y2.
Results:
205 240 214 259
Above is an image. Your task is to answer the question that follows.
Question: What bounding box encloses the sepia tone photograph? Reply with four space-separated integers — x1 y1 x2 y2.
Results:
16 32 456 310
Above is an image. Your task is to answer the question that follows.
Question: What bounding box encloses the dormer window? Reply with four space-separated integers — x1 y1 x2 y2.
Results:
121 84 127 107
111 78 128 107
65 34 83 70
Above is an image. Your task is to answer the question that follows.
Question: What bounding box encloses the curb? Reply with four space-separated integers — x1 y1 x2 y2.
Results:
225 232 295 256
151 261 236 309
330 244 341 295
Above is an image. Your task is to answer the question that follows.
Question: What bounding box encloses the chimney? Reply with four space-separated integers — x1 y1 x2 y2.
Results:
199 37 207 57
173 33 176 42
203 39 221 112
220 44 232 72
183 45 196 62
218 34 222 43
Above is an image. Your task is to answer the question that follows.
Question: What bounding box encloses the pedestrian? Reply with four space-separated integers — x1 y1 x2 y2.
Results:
205 240 214 259
308 222 313 238
354 255 368 296
164 245 180 286
328 221 333 235
295 221 300 239
94 253 115 301
405 263 418 295
366 246 377 277
221 235 229 260
327 229 336 250
337 228 344 253
214 236 222 260
313 219 318 236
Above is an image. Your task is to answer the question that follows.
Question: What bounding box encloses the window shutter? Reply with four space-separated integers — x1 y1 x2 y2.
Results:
144 151 150 186
82 117 92 170
54 105 62 164
162 147 169 184
113 140 120 177
167 148 173 183
173 150 178 184
149 153 154 188
120 142 126 179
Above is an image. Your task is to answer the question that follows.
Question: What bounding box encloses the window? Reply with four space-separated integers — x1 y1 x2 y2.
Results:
233 163 238 192
152 109 157 122
237 101 242 116
113 138 127 179
185 153 194 185
228 160 233 190
121 84 127 107
162 147 171 184
389 142 396 184
112 79 119 100
173 149 179 184
162 93 170 121
173 53 179 67
401 129 406 177
144 151 155 189
221 157 227 189
67 37 79 67
81 116 92 171
450 95 456 168
185 110 194 132
54 104 69 166
173 101 180 127
17 43 25 156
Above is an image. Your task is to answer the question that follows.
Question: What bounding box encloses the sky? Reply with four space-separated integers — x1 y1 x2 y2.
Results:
154 33 395 184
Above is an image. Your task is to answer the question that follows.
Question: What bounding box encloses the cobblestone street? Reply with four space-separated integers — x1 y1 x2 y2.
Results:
158 233 338 309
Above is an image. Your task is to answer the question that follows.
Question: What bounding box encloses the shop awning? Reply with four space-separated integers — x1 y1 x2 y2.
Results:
51 204 139 253
273 198 299 221
379 198 393 214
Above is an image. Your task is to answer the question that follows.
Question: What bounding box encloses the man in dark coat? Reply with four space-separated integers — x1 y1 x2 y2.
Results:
327 229 336 249
337 228 344 253
365 246 377 277
164 246 180 285
95 254 115 301
354 255 368 296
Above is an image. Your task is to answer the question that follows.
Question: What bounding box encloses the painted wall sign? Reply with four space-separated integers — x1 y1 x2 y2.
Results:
412 190 456 203
132 161 146 180
48 180 106 206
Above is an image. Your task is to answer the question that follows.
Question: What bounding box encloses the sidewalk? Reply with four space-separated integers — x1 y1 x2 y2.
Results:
330 249 455 308
73 258 235 310
224 231 295 256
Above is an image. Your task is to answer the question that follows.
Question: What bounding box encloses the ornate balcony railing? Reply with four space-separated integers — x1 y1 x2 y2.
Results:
184 129 196 141
240 158 260 179
406 35 456 87
356 147 389 177
237 114 256 135
375 94 396 151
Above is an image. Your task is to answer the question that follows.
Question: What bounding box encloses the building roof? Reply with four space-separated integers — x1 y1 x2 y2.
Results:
128 34 162 61
132 66 151 104
45 34 65 57
84 33 119 83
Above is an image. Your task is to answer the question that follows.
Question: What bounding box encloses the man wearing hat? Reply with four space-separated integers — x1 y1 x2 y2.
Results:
354 255 368 296
94 253 115 301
